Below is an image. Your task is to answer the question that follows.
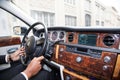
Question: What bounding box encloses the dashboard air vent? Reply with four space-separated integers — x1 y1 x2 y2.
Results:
68 33 74 42
103 35 115 46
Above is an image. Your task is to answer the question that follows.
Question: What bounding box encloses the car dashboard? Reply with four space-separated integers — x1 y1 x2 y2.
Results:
35 27 120 80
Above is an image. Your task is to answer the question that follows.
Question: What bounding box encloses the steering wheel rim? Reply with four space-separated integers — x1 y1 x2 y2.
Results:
21 22 48 66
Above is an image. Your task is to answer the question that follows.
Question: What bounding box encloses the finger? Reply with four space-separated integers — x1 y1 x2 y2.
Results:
19 51 25 54
18 51 25 55
37 56 44 61
20 50 25 52
20 52 26 55
20 48 25 51
20 47 25 50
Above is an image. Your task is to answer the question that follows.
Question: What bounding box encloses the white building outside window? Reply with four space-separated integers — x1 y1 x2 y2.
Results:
65 15 76 26
31 10 55 27
95 2 100 20
84 0 91 11
96 20 99 26
64 0 76 5
85 14 91 26
101 7 105 18
101 21 104 26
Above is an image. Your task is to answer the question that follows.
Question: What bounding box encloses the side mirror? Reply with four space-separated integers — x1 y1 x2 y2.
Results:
13 26 27 35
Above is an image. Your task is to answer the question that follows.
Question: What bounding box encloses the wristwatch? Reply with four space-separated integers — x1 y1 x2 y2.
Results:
8 54 13 62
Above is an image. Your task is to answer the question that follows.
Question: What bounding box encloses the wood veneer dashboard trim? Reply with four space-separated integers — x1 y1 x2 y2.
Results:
63 69 90 80
53 43 119 79
55 45 59 59
0 36 21 47
52 32 120 80
99 33 120 48
113 55 120 78
57 49 117 79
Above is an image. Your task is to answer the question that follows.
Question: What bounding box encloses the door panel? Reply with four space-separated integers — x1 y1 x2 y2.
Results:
0 36 21 70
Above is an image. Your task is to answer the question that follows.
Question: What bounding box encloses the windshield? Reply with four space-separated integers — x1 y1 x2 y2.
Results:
12 0 120 28
0 0 120 37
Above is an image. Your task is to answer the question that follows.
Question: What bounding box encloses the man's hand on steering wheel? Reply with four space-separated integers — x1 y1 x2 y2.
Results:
21 22 48 66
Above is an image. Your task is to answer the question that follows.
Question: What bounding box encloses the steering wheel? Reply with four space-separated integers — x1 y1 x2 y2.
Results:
21 22 48 66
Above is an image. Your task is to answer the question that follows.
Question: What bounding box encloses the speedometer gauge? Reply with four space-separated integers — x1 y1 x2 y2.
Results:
51 31 58 41
59 31 65 39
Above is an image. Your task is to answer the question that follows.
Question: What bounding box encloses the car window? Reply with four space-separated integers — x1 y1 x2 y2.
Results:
0 9 11 36
0 8 28 37
0 0 120 37
12 0 120 28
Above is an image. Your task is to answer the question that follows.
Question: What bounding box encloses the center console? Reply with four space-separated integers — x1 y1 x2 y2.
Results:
52 32 120 80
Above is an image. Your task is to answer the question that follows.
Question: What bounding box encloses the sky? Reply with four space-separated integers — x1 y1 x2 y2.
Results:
100 0 120 14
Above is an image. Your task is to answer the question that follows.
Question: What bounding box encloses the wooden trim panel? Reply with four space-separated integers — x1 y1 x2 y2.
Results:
63 69 90 80
113 55 120 78
52 32 120 80
0 36 21 47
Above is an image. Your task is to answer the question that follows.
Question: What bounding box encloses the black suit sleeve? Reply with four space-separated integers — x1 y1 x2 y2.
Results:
11 74 26 80
0 55 7 64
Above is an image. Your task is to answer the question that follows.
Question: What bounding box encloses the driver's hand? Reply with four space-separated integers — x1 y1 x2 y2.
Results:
23 56 44 79
9 47 25 61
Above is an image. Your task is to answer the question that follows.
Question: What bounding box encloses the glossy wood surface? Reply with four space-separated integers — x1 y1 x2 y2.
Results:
63 69 89 80
52 32 120 80
0 36 21 47
113 55 120 78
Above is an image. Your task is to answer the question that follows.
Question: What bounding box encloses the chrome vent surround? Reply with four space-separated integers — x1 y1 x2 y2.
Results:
68 33 74 42
103 35 115 46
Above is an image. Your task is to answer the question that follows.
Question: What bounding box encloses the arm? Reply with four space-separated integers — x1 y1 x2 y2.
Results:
11 74 26 80
0 55 7 64
12 56 44 80
0 47 25 64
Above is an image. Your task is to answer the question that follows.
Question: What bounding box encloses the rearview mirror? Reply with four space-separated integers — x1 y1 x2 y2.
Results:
13 26 27 35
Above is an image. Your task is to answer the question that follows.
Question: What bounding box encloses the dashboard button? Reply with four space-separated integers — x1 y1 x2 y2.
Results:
65 76 71 80
76 57 82 63
104 56 111 63
60 48 64 52
103 65 108 71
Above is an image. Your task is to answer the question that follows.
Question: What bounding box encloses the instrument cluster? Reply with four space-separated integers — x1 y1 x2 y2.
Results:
39 30 66 42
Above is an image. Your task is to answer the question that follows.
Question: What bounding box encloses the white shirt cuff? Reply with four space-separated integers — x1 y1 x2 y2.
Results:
5 54 9 63
21 72 28 80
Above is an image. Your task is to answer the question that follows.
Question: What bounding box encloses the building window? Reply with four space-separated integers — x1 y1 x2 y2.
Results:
101 21 104 26
64 0 76 5
31 10 55 27
96 20 99 26
85 14 91 26
84 0 91 11
65 15 76 26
